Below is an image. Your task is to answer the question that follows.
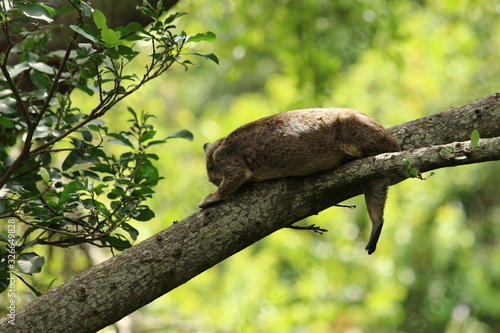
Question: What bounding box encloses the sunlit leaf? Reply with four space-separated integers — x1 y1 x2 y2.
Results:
18 253 45 274
29 62 55 74
39 168 50 183
470 129 480 150
164 11 187 24
70 24 98 42
101 28 122 47
58 180 85 205
16 2 54 23
80 1 94 17
93 9 107 30
187 31 217 43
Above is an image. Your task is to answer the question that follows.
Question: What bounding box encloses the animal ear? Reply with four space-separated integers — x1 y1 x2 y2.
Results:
203 143 213 155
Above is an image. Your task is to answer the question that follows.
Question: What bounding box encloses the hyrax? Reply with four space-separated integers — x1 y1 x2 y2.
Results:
199 108 400 254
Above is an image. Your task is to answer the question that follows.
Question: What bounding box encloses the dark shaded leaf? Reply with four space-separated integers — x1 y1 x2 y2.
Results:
167 129 193 141
0 117 14 129
140 130 156 142
121 223 139 241
133 206 155 221
107 133 134 147
106 235 131 251
190 52 219 65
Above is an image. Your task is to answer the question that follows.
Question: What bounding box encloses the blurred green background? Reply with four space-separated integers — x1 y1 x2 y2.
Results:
10 0 500 332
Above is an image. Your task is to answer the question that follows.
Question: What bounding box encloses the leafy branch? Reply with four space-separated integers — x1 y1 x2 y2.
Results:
0 0 217 292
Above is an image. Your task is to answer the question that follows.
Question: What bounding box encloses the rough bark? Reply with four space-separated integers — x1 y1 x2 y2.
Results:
1 93 499 333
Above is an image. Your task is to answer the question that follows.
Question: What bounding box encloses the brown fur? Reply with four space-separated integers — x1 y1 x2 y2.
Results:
199 108 400 254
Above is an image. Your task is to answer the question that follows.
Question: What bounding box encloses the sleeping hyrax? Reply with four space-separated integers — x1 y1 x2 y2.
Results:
199 108 400 254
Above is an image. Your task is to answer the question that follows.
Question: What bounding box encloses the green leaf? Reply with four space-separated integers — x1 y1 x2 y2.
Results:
164 11 187 24
470 129 480 150
70 24 98 43
18 253 45 274
180 59 199 70
146 139 167 148
80 130 93 142
16 2 54 23
140 130 156 142
39 168 50 183
29 70 51 90
80 67 98 79
58 180 85 205
46 216 65 224
132 186 155 197
190 52 219 65
107 133 134 147
93 9 107 30
167 129 193 141
187 31 217 43
133 206 155 221
80 1 94 17
144 153 159 161
0 117 14 129
29 62 55 74
76 43 96 57
401 166 412 178
106 235 131 251
89 163 114 174
101 28 122 47
117 22 144 41
62 150 82 171
439 149 449 159
0 200 6 215
408 165 419 178
122 223 139 241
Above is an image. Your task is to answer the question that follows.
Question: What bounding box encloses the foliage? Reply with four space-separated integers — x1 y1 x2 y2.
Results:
0 0 216 294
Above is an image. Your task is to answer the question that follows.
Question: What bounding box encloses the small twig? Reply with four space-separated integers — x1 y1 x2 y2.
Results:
287 224 329 235
0 33 32 128
13 214 104 238
333 203 356 209
30 140 103 157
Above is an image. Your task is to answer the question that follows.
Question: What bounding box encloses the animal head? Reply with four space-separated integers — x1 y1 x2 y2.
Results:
203 142 223 186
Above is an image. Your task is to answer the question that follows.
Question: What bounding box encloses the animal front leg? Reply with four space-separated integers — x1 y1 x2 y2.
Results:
199 169 252 208
363 178 389 254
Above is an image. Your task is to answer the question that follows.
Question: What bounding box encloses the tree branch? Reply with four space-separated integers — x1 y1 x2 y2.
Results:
1 93 499 333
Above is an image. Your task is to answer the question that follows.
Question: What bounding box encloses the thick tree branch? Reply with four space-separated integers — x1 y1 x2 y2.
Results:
1 93 499 333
